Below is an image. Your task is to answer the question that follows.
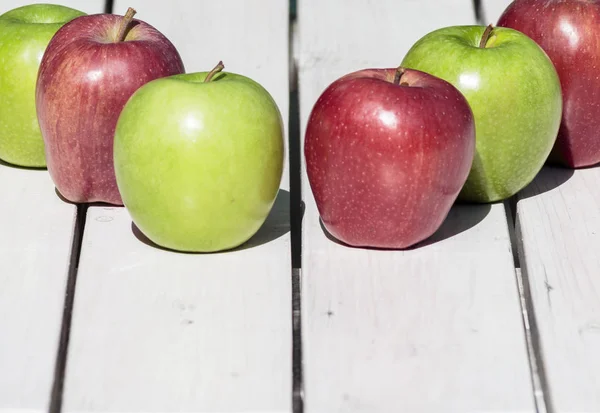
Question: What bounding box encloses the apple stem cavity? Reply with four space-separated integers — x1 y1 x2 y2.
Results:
116 7 137 42
204 61 225 83
393 67 409 86
479 24 494 48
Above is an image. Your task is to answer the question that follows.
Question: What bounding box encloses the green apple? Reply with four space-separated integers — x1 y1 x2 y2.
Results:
401 25 562 203
113 62 285 253
0 3 85 167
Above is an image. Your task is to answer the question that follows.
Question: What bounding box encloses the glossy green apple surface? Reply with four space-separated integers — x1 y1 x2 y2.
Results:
114 67 285 252
0 4 85 167
402 25 562 203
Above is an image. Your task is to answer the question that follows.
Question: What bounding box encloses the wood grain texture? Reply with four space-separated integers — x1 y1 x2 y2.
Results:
516 167 600 412
0 0 106 14
481 0 513 23
298 0 535 411
297 0 476 79
112 0 290 189
62 1 291 411
0 164 76 412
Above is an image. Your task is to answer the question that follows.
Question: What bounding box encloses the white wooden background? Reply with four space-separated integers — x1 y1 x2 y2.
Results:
1 0 599 412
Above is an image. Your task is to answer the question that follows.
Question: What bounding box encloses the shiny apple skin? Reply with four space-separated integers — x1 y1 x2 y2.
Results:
498 0 600 168
36 14 185 204
304 68 476 249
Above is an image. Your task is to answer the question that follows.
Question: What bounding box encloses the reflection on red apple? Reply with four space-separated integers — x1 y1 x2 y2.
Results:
305 67 475 249
36 8 185 204
498 0 600 168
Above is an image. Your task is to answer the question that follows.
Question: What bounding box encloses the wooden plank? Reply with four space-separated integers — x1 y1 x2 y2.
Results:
64 205 291 412
62 1 292 411
516 166 600 412
0 164 76 412
298 1 536 411
0 2 106 412
298 0 476 78
481 0 513 23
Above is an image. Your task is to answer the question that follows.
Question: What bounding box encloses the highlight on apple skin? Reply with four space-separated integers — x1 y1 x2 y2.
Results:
0 4 86 167
401 25 563 203
36 8 185 205
304 67 476 249
113 62 285 253
498 0 600 168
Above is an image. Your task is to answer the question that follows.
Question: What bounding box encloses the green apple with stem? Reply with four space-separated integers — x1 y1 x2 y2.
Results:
401 24 562 203
114 61 285 252
0 3 85 167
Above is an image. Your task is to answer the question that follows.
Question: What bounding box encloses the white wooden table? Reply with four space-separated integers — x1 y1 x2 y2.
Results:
1 0 598 412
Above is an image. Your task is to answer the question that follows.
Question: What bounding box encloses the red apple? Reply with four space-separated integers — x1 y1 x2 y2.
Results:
304 67 475 249
36 8 184 204
498 0 600 168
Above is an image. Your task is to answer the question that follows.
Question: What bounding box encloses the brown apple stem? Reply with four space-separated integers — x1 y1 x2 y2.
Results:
393 67 407 85
204 61 225 83
116 7 136 42
479 24 494 48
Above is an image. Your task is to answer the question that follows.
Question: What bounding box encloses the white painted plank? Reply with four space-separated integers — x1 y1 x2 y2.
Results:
1 0 105 14
298 1 536 411
298 0 476 80
516 167 600 412
64 205 291 412
482 0 513 23
0 163 76 412
62 1 292 411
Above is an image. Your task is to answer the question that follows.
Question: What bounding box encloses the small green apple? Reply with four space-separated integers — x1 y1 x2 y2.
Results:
401 25 562 203
114 62 285 252
0 3 86 167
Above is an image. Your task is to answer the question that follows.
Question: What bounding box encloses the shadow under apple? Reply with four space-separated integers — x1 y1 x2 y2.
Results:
131 188 291 254
0 157 46 171
319 202 492 250
53 187 123 207
517 165 575 201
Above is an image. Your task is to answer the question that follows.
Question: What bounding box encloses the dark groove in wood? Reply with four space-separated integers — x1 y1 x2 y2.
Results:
289 35 302 269
472 0 486 24
49 204 88 413
292 268 304 413
104 0 114 14
289 3 303 412
515 205 555 413
504 199 520 269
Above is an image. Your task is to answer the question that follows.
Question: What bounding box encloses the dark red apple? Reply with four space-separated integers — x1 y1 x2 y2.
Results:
498 0 600 168
304 67 476 249
36 8 184 204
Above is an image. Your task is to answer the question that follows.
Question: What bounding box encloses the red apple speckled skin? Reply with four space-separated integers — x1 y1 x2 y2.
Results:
304 68 476 249
498 0 600 168
36 13 184 204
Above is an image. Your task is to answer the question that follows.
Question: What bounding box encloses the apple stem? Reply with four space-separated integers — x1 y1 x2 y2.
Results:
116 7 137 42
479 24 494 48
393 67 407 86
204 61 225 83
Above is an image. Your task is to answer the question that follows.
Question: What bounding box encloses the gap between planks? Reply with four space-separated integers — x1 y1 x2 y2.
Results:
49 204 88 413
104 0 113 13
289 8 304 413
515 209 555 413
507 195 553 413
472 0 485 25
